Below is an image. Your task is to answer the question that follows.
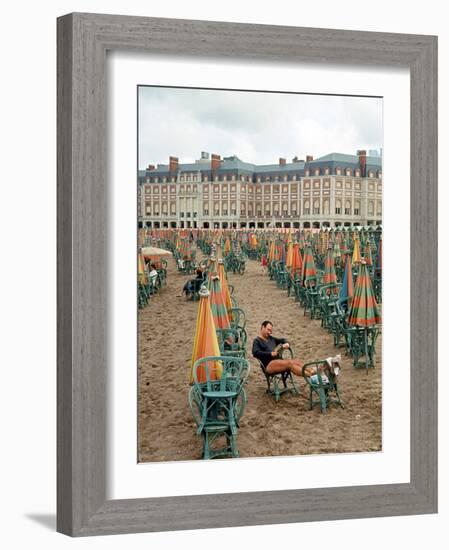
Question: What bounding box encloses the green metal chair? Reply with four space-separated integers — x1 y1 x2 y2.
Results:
302 359 344 414
189 355 249 459
216 327 247 358
255 347 300 402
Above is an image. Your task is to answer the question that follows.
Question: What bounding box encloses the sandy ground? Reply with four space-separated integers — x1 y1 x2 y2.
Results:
138 253 382 462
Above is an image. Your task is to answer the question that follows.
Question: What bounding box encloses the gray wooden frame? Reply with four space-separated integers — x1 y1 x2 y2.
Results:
57 12 437 537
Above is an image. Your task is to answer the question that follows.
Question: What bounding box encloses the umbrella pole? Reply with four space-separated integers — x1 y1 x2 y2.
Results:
364 327 369 369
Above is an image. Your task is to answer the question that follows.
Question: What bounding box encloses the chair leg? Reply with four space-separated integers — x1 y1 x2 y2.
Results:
319 387 328 413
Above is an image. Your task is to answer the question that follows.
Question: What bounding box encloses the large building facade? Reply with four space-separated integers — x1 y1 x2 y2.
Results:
138 150 382 229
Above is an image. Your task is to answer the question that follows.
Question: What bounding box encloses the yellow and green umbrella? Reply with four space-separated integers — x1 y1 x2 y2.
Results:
209 275 231 330
352 234 361 265
189 286 222 385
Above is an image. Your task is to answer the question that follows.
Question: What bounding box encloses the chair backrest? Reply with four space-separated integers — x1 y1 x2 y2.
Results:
192 355 250 393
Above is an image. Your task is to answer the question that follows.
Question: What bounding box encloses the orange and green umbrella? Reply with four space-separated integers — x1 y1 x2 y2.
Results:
209 275 231 330
363 240 373 266
223 237 231 257
290 243 303 276
189 286 222 385
217 259 233 318
268 240 276 264
286 240 294 269
301 243 317 285
348 262 381 327
339 252 354 307
323 247 338 292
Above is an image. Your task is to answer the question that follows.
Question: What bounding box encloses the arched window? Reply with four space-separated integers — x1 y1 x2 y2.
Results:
313 199 320 215
323 198 330 215
354 200 360 216
345 200 351 215
304 199 310 215
368 201 374 216
335 199 341 215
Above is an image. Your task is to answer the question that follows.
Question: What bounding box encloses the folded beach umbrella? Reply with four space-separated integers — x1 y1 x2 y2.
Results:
301 243 317 285
323 246 338 292
224 236 231 257
268 239 276 264
352 234 362 265
218 259 233 317
290 242 303 276
286 240 294 269
137 252 147 284
347 262 381 327
363 239 373 266
375 236 382 275
339 252 354 307
209 275 231 330
189 286 222 384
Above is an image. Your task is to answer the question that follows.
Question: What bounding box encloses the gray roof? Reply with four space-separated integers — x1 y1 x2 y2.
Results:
140 151 381 179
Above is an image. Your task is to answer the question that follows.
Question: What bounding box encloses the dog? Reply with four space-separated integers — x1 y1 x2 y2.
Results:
304 354 342 385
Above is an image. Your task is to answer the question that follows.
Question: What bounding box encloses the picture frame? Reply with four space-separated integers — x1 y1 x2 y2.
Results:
57 12 437 536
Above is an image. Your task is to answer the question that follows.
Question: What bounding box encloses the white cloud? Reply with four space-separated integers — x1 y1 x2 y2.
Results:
138 86 382 168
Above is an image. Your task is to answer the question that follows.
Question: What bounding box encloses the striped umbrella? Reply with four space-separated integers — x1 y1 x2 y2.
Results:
301 243 317 285
223 237 231 257
285 240 294 269
268 240 276 264
352 234 361 265
348 262 381 327
217 259 233 318
323 246 338 293
290 243 303 276
189 286 222 384
375 236 382 275
339 252 354 308
347 261 381 369
363 239 373 266
209 275 231 330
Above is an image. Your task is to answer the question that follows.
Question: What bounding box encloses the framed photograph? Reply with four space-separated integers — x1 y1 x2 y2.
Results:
57 13 437 536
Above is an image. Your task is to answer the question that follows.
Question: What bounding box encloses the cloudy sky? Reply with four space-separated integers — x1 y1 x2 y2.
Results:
138 86 382 170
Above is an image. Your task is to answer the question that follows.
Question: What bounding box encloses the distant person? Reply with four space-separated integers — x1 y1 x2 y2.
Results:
252 320 303 377
182 268 205 299
260 254 268 274
148 264 158 287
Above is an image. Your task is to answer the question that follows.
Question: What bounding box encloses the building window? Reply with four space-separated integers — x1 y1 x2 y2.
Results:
304 208 310 215
354 208 359 215
335 207 341 214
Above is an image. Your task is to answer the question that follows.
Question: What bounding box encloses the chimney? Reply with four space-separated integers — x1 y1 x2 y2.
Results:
279 157 286 166
211 153 221 171
357 150 367 177
146 164 155 171
306 155 314 162
169 156 179 172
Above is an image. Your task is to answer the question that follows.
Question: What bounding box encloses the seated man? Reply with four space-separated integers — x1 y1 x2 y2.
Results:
182 268 205 299
252 320 303 377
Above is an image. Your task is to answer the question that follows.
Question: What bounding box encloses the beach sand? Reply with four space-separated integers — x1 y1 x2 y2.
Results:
138 255 382 462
